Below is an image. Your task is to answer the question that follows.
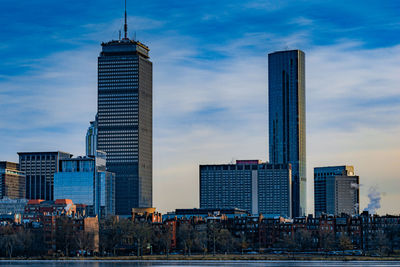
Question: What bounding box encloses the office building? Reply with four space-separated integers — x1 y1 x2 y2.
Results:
200 160 292 217
0 198 28 215
97 8 152 215
0 161 25 199
314 165 359 216
18 151 72 201
86 115 98 157
268 50 306 217
54 151 115 216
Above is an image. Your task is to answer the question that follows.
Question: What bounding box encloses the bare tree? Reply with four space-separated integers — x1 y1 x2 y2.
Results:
154 224 172 257
0 227 20 258
216 229 236 253
177 223 197 256
207 221 221 255
338 234 353 256
294 229 314 251
56 217 77 256
99 216 124 256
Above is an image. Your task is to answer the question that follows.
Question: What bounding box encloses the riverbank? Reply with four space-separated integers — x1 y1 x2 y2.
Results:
2 254 400 261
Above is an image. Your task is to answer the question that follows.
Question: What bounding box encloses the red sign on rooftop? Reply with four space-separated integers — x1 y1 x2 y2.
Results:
236 160 261 165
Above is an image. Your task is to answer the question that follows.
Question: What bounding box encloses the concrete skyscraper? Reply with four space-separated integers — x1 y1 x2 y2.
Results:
314 165 359 216
18 151 72 200
96 4 152 215
0 162 25 199
268 50 306 217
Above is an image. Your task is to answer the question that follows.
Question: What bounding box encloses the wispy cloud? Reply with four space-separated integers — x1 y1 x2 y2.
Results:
0 0 399 215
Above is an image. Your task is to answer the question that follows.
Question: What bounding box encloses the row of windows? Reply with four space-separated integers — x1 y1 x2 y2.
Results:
99 94 138 98
99 71 138 75
98 100 138 104
99 61 137 65
99 83 138 86
98 130 138 133
99 86 138 90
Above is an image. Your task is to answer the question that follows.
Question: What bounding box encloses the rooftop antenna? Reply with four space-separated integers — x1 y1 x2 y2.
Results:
134 31 136 41
124 0 128 39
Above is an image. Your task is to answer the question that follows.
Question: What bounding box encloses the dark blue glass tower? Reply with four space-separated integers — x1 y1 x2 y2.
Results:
268 50 306 217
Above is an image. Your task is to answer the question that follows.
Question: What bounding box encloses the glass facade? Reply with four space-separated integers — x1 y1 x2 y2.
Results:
86 115 98 157
97 39 152 215
200 161 292 217
54 152 115 217
268 50 306 217
54 171 94 206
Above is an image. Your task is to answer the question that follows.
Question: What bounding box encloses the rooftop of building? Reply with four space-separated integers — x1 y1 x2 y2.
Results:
200 161 291 169
0 161 19 170
269 49 305 55
27 199 74 205
17 151 73 156
171 208 250 216
101 39 149 50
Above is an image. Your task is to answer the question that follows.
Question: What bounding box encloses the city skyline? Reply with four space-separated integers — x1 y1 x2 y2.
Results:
0 0 400 215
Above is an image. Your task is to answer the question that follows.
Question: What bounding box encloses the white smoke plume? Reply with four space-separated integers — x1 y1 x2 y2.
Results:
364 187 381 215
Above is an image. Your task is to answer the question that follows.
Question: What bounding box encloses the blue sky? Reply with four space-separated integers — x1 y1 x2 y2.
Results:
0 0 400 214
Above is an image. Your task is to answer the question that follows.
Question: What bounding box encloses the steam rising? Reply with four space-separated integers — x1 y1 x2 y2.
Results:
364 187 381 215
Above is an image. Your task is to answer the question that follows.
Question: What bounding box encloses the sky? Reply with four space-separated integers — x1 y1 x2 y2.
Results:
0 0 399 215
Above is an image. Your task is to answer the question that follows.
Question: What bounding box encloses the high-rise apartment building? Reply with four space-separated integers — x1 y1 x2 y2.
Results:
18 151 72 200
86 115 98 157
314 165 359 216
54 151 115 216
0 161 25 199
200 160 292 217
96 8 152 215
268 50 306 217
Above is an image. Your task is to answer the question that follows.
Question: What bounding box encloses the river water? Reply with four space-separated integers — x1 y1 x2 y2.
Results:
1 261 400 267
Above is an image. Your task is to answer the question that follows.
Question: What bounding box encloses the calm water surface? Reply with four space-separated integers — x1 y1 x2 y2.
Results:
1 261 400 267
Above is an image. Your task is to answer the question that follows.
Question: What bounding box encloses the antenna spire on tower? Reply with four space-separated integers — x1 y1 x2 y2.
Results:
124 0 128 39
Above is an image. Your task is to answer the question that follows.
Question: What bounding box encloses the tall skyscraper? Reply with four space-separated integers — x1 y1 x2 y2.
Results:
200 160 292 218
268 50 306 217
18 151 72 200
314 165 359 216
97 6 152 215
0 161 25 199
86 115 98 157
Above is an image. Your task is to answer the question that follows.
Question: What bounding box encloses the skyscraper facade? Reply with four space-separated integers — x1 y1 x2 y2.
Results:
97 26 152 214
0 161 25 199
314 165 359 216
54 151 115 216
268 50 306 217
18 151 72 200
200 160 292 217
86 115 98 157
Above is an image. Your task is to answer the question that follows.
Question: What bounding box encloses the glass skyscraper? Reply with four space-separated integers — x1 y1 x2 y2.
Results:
268 50 306 217
97 27 152 215
86 115 98 157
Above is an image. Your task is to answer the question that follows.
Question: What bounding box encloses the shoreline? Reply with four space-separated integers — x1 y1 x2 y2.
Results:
1 254 400 261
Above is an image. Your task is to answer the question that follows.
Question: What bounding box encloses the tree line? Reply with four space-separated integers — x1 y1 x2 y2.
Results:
1 217 400 257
